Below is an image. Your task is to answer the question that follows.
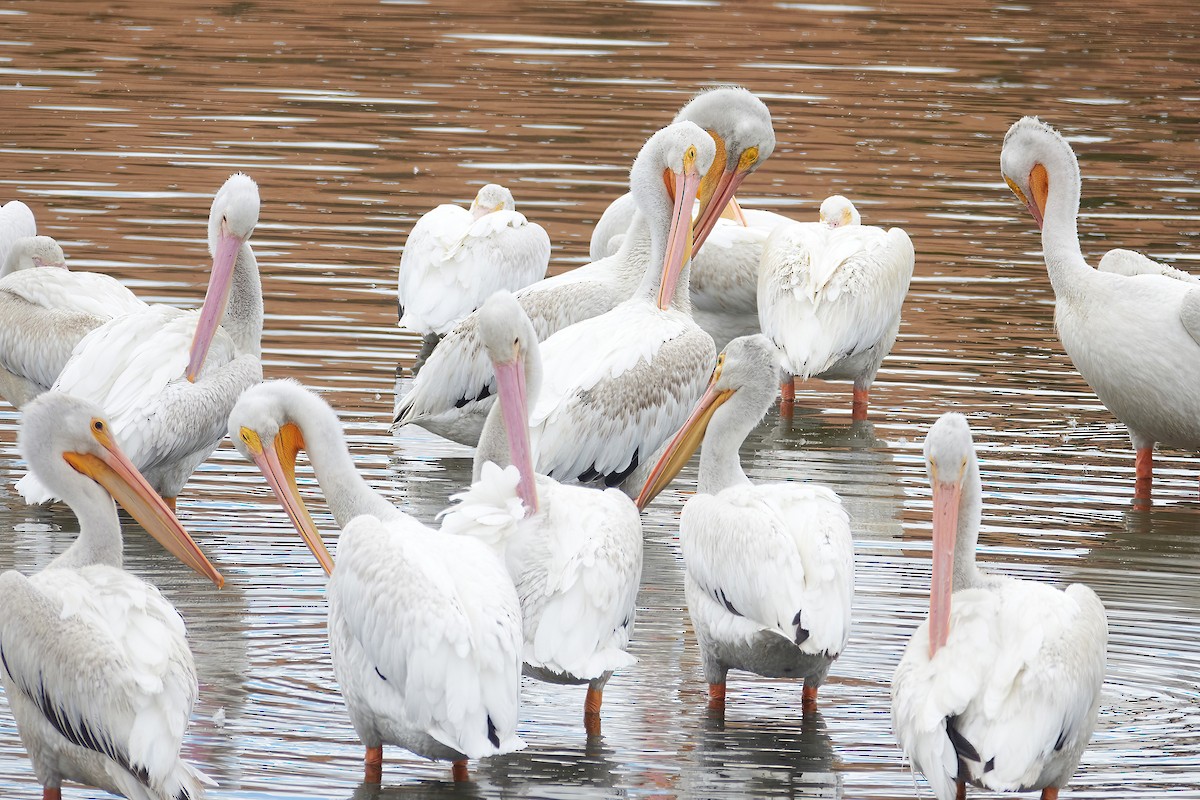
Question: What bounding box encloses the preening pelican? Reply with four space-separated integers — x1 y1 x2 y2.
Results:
441 291 643 736
0 199 36 268
0 236 146 408
229 379 523 782
636 334 853 712
589 86 783 349
0 392 224 800
891 413 1106 800
393 121 717 446
758 195 914 420
398 183 550 352
15 174 263 507
1001 116 1200 503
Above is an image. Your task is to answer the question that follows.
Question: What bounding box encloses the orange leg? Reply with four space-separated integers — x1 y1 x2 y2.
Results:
802 685 819 715
584 685 603 736
364 745 383 783
43 789 62 800
1134 447 1153 505
851 387 869 421
780 376 795 415
956 779 966 800
707 682 726 711
451 760 469 782
164 496 177 513
1040 789 1059 800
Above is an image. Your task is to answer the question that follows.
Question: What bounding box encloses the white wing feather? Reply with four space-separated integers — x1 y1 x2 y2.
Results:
0 200 37 268
1098 248 1200 284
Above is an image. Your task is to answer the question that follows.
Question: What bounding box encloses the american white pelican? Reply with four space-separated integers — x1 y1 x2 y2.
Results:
398 183 550 351
636 334 853 712
1097 247 1200 283
1001 116 1200 503
589 87 782 349
393 121 717 447
0 237 146 409
15 173 263 507
229 379 524 782
441 291 643 736
0 199 36 268
758 195 914 420
0 392 224 800
891 412 1107 800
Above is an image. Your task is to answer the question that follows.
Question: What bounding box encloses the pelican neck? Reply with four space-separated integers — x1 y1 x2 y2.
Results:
224 243 264 358
951 454 984 591
1038 156 1095 302
49 486 124 570
696 393 756 495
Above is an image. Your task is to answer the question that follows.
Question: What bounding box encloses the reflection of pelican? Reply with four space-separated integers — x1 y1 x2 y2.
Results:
0 237 145 408
230 380 524 783
637 335 853 712
0 392 224 800
398 183 550 343
892 413 1107 800
1001 116 1200 504
16 174 263 507
0 199 36 267
590 87 781 349
393 122 715 447
441 292 642 736
759 195 914 420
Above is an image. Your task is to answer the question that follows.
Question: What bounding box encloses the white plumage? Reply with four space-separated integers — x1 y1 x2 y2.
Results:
758 195 914 420
0 199 36 268
891 413 1107 800
398 183 550 337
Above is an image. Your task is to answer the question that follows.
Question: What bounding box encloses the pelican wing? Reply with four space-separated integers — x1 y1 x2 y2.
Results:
0 567 212 798
759 223 914 378
589 192 637 261
530 304 717 485
0 200 36 267
1098 248 1200 284
329 515 525 759
681 483 853 655
688 220 770 316
891 580 1107 798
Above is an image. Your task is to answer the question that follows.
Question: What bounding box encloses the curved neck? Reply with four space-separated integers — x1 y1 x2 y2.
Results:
696 395 757 495
49 485 123 570
1039 157 1094 300
630 201 693 313
953 455 984 590
225 244 264 357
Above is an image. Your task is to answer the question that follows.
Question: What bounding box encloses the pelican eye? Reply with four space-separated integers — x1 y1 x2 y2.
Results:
92 419 105 432
739 147 760 171
686 146 697 161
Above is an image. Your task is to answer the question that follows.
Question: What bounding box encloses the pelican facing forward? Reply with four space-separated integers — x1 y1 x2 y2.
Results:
891 413 1106 800
442 291 643 736
0 392 224 800
230 380 523 782
1001 116 1200 503
637 335 853 712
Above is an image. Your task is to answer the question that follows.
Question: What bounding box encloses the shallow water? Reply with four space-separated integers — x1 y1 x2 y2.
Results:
2 0 1200 797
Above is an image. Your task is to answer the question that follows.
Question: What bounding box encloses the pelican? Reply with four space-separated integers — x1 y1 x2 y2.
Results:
441 291 643 736
758 194 914 420
636 334 853 712
229 379 524 782
15 173 263 508
397 183 550 354
1001 116 1200 502
891 412 1107 800
0 236 146 408
0 392 224 800
0 199 36 268
393 121 716 447
1097 247 1200 283
589 86 783 349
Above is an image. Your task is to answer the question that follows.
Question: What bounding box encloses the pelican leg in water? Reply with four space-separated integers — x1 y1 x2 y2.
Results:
891 413 1106 800
441 291 643 737
0 392 224 800
759 195 914 422
637 335 854 713
1001 116 1200 506
230 379 523 782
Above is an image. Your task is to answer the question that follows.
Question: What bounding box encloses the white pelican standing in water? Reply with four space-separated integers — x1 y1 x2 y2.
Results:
636 334 853 712
229 380 524 783
758 195 914 420
398 183 549 354
0 392 224 800
1001 116 1200 503
0 199 36 267
393 121 716 447
0 236 146 408
891 413 1106 800
589 86 782 349
15 174 263 508
441 291 643 736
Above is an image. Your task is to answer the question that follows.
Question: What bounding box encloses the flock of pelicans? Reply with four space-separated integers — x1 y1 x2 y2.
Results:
0 86 1195 800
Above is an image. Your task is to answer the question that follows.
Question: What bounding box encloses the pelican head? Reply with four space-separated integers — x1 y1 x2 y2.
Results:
922 412 975 657
19 392 224 587
478 290 540 514
636 334 779 509
677 86 776 251
818 195 861 229
187 172 261 382
228 379 336 575
630 121 715 310
470 183 516 220
0 235 66 278
1000 116 1079 232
